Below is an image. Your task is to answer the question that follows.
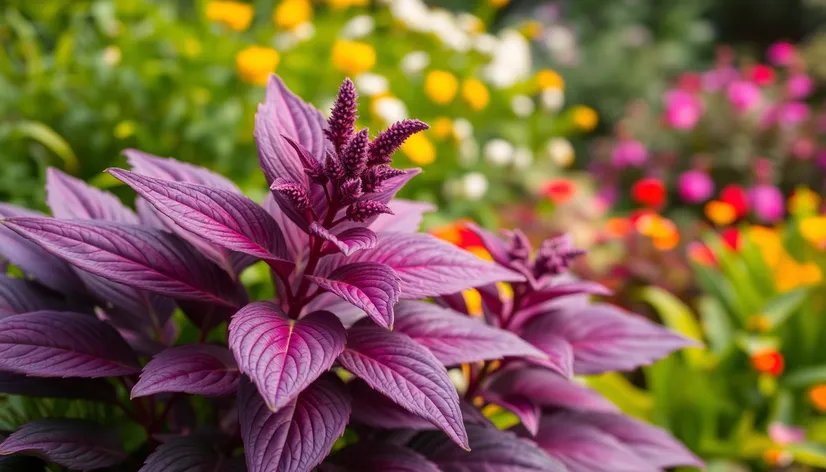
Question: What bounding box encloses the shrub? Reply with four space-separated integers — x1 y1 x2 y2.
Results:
0 75 698 471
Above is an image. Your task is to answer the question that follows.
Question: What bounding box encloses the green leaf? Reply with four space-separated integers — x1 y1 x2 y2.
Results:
761 287 809 329
782 366 826 388
789 443 826 467
586 372 653 420
10 121 79 173
638 286 705 367
698 296 733 356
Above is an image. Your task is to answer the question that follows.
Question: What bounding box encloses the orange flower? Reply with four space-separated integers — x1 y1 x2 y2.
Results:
687 242 716 266
604 217 632 238
751 349 784 376
705 200 737 226
763 448 792 467
809 384 826 412
430 220 484 249
543 178 577 204
635 213 679 250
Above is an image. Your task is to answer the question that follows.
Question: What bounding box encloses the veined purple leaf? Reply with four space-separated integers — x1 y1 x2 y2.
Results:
558 411 702 469
370 199 435 233
331 442 440 472
136 197 168 230
228 303 346 411
521 281 613 309
0 372 117 404
337 324 469 449
393 301 545 366
491 395 540 437
132 344 240 398
0 204 83 293
0 311 139 378
525 304 697 375
262 193 308 262
110 169 292 272
518 330 574 378
486 367 617 413
309 262 400 329
319 233 524 299
139 436 234 472
239 374 350 472
2 218 246 308
462 223 511 266
0 419 126 470
124 149 241 193
310 222 377 256
305 293 366 328
255 75 327 186
410 424 565 472
535 414 654 472
349 379 435 430
0 275 71 316
46 167 138 223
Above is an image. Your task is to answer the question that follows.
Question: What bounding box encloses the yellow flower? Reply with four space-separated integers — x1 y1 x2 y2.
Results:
535 69 564 90
801 216 826 247
424 70 459 105
748 226 783 268
432 117 454 140
635 214 679 251
522 21 544 40
206 1 254 31
462 78 490 111
788 186 821 216
705 200 737 226
332 40 376 76
114 121 136 139
274 0 312 30
746 314 772 333
774 255 822 292
326 0 368 8
488 0 510 8
462 289 483 316
572 105 598 131
236 46 280 86
401 133 436 165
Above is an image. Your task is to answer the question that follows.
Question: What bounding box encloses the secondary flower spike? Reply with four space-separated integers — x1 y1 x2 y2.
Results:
325 77 358 152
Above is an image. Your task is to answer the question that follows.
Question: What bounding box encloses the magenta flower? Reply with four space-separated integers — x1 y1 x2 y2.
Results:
610 139 648 168
727 80 762 112
664 89 703 129
778 101 811 127
768 422 806 446
749 184 785 223
768 41 796 66
677 169 714 203
702 66 739 92
787 73 814 99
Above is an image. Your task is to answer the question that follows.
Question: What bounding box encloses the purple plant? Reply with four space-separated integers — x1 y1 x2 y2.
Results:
0 75 700 472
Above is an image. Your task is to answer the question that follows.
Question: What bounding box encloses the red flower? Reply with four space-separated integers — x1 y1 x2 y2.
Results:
751 349 784 376
721 227 742 251
750 64 776 86
720 184 749 218
631 178 667 208
677 72 703 93
543 178 577 204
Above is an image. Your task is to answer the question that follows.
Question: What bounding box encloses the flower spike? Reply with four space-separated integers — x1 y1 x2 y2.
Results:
346 200 393 222
368 119 429 166
341 128 370 177
271 178 311 211
325 78 358 153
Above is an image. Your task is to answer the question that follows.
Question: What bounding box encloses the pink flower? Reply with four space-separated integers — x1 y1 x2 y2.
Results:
702 66 739 92
677 170 714 204
750 64 775 86
727 80 762 112
664 90 702 130
791 138 815 159
610 140 648 168
767 41 796 67
748 184 785 223
778 101 810 127
768 422 805 446
786 73 814 99
758 105 778 129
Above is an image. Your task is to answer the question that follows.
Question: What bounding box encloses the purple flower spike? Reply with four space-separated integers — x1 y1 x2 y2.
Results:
368 119 429 165
326 78 358 153
341 128 370 177
535 235 586 276
347 200 393 222
271 178 311 211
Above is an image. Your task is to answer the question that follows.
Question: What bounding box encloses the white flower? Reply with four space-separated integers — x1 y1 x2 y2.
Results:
473 34 498 55
430 9 471 52
274 32 298 50
355 73 389 96
511 94 535 117
483 139 514 166
389 0 431 31
483 29 532 88
448 368 468 394
452 118 474 141
540 88 565 112
400 51 430 75
341 15 375 39
546 138 574 167
512 147 534 169
293 23 315 41
544 25 576 54
373 96 408 123
456 13 483 34
459 138 479 166
102 46 121 66
462 172 489 200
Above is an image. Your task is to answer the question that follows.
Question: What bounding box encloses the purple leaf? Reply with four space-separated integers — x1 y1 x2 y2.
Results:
2 218 246 308
462 223 511 266
411 424 565 472
0 311 139 378
178 300 237 333
310 222 377 256
228 302 346 411
132 344 240 398
255 75 327 186
0 204 83 293
110 169 292 273
521 281 613 309
518 330 574 378
262 193 308 262
337 324 469 449
136 197 169 229
492 395 540 437
349 379 436 430
239 374 350 472
45 167 138 223
558 411 702 469
309 262 400 329
319 233 524 299
0 419 126 470
0 372 117 404
331 442 440 472
0 275 71 316
535 413 655 472
125 149 241 193
393 301 546 366
370 199 434 233
139 436 234 472
486 367 617 412
525 304 697 375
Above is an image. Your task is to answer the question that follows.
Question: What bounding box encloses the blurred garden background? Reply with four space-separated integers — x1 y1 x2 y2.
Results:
4 0 826 470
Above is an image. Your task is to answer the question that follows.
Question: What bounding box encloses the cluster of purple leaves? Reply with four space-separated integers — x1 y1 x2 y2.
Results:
0 75 700 472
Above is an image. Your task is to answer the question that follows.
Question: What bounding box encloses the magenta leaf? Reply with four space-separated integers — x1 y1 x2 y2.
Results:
486 367 618 412
370 199 435 233
0 419 126 470
521 281 613 309
110 169 292 272
393 301 546 366
228 302 346 411
46 167 139 223
491 395 540 437
319 233 524 299
349 379 436 430
462 222 511 266
518 330 574 378
262 193 308 262
331 442 440 472
535 414 653 472
0 204 83 293
2 217 246 308
132 344 240 398
125 149 241 193
337 324 469 449
410 424 565 472
309 262 400 329
525 304 697 375
239 374 350 472
0 311 139 378
139 436 236 472
0 372 117 404
0 275 72 316
310 222 378 256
